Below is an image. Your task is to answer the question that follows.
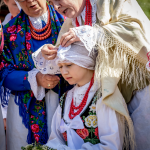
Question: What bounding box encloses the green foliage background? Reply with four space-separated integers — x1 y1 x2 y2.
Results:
137 0 150 19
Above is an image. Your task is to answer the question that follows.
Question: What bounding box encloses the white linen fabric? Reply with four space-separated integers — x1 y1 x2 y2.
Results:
128 85 150 150
2 13 12 26
0 104 6 150
56 42 96 70
46 82 123 150
32 45 60 75
28 68 45 100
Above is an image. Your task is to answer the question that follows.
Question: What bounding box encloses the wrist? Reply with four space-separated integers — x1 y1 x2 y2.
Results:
36 72 42 86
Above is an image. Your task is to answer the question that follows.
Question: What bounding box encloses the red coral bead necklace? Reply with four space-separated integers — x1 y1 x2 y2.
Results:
76 0 92 27
69 74 94 119
29 5 52 41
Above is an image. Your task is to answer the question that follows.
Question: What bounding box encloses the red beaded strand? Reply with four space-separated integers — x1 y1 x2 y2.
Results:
76 0 92 27
29 5 52 41
69 74 94 119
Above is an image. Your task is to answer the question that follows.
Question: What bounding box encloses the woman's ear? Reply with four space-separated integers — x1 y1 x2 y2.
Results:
3 0 8 6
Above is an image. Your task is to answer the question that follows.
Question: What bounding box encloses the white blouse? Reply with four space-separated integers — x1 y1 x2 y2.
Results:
46 82 123 150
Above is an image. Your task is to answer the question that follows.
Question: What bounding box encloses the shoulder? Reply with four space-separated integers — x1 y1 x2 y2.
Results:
3 10 26 33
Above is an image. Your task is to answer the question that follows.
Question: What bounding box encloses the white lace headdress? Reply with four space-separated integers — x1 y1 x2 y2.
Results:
56 42 96 70
32 42 97 75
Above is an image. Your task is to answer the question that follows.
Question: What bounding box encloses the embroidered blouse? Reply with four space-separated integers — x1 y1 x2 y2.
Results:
46 82 123 150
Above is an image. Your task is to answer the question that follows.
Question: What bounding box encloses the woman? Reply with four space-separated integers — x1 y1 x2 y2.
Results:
0 20 6 150
0 0 71 149
41 0 150 149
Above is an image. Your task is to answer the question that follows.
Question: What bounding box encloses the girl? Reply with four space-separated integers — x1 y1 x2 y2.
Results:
32 42 134 150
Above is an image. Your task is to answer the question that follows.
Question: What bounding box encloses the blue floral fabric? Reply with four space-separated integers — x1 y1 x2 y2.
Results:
0 4 72 144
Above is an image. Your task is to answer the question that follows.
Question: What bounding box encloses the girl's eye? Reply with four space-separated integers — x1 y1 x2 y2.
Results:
67 64 72 67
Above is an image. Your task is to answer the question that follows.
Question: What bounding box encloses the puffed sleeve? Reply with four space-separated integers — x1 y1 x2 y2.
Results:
46 105 67 149
3 70 31 91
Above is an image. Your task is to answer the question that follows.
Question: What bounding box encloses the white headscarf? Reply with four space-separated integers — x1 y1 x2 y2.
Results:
32 42 97 74
56 42 96 70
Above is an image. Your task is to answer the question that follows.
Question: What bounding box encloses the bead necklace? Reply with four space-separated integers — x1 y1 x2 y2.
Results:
29 5 52 41
76 0 92 27
69 74 94 119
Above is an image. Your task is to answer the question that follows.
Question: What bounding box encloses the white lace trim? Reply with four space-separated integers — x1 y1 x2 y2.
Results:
72 24 105 52
29 11 48 29
32 45 60 74
72 0 97 27
28 68 45 100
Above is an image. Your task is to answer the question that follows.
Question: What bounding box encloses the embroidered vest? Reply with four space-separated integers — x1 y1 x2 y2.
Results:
59 91 100 145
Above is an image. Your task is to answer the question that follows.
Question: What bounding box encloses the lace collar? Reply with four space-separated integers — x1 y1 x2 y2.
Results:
73 81 98 106
29 11 48 30
72 0 97 27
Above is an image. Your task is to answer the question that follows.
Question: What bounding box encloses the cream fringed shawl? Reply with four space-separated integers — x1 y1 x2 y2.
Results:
55 0 150 149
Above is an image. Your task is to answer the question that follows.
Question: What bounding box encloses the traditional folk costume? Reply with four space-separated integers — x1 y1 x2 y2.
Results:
35 42 124 150
0 21 6 150
0 3 72 150
49 0 150 149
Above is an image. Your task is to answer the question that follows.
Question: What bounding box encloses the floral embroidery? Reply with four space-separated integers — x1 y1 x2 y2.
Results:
31 124 40 133
94 127 99 139
89 103 96 113
85 115 98 128
34 134 40 142
76 128 89 139
62 132 67 141
10 34 17 41
26 32 31 41
61 91 100 145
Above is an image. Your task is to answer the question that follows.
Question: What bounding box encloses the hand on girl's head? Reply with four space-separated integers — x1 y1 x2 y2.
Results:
41 44 58 60
60 28 80 47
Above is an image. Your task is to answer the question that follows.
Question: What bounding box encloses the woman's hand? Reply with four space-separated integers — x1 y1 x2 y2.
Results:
36 72 60 89
41 44 58 60
60 28 80 47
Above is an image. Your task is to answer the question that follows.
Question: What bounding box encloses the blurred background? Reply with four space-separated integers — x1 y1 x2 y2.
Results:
137 0 150 19
0 0 150 21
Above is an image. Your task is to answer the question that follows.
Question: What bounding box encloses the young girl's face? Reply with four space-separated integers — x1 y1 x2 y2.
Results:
58 62 93 87
4 0 20 17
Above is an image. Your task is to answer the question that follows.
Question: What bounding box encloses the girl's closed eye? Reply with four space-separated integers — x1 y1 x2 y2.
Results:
58 65 63 69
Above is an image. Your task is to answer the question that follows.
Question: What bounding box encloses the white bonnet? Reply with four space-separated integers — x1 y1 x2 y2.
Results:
56 42 97 70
